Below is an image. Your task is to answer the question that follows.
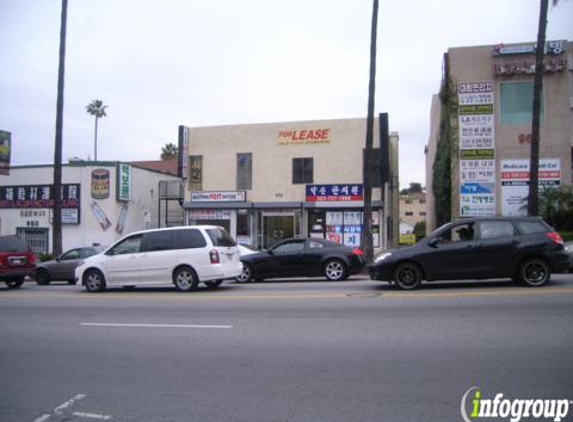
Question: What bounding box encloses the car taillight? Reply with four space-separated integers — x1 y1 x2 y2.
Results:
31 254 38 264
352 248 364 255
209 249 220 264
546 231 564 245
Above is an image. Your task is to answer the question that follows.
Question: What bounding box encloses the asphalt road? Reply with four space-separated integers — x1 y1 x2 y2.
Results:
1 275 573 422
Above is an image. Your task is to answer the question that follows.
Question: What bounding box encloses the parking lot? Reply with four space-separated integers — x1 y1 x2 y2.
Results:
2 274 573 422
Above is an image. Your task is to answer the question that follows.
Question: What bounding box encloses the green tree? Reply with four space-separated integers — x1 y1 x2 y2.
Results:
528 0 559 216
86 99 108 161
414 221 426 239
362 0 379 264
161 142 178 160
52 0 68 257
539 185 573 232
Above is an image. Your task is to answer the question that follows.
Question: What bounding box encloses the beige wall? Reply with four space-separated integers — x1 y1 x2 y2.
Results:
184 118 383 204
400 193 427 226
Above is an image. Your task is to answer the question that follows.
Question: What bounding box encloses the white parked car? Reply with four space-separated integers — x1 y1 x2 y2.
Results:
75 225 242 292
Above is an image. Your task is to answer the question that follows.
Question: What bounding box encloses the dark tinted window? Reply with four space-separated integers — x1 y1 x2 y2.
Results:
517 220 549 234
81 247 99 258
207 228 236 247
109 235 143 255
440 222 475 243
478 221 516 239
272 240 305 255
61 249 82 260
237 153 252 190
142 231 177 252
0 236 28 252
177 229 207 249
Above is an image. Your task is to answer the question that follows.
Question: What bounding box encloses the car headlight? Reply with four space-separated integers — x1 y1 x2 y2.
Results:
374 252 392 263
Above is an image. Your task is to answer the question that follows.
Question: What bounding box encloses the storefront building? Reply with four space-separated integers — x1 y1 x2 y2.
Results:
426 40 573 231
0 161 181 253
178 117 399 251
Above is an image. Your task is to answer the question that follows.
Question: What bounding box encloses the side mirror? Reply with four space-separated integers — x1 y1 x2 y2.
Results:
428 238 440 248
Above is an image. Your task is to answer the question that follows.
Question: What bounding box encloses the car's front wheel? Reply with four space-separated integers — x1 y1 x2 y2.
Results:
5 278 25 289
393 262 423 290
236 264 253 283
324 259 347 281
173 266 199 292
35 269 51 285
83 269 106 293
517 258 550 287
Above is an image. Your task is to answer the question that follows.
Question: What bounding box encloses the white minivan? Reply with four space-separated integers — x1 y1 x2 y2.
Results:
75 225 242 292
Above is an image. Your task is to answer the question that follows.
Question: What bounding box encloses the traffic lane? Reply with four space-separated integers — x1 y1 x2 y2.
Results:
1 286 573 421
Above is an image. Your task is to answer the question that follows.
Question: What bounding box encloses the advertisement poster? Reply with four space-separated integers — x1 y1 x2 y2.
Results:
90 201 112 230
0 130 11 175
458 82 496 216
91 168 110 199
326 212 343 226
501 159 561 216
306 184 363 202
116 202 129 234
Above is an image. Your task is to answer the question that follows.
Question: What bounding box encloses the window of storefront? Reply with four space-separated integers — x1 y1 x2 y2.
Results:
16 227 49 254
237 153 252 190
308 209 380 248
236 209 251 245
292 158 313 184
500 82 544 125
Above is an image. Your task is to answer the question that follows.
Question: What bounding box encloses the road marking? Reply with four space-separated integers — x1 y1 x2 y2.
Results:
72 412 112 420
80 322 233 329
32 414 51 422
54 394 86 414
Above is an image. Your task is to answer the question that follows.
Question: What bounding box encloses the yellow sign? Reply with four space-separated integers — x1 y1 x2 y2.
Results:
399 234 417 244
278 129 331 145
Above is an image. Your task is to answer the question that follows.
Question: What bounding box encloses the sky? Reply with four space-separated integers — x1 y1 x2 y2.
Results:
1 0 572 190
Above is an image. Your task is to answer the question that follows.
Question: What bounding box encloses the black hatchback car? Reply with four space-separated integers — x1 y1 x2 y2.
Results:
369 216 570 290
238 237 366 282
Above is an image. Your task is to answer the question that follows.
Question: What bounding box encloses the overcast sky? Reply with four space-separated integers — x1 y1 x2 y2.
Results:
1 0 572 189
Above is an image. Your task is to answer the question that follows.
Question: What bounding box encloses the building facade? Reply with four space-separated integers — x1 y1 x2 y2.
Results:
0 161 181 253
426 40 573 232
178 117 399 251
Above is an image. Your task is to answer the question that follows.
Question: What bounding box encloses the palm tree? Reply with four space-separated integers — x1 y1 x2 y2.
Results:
86 99 108 161
161 142 179 160
528 0 558 216
52 0 68 257
362 0 379 264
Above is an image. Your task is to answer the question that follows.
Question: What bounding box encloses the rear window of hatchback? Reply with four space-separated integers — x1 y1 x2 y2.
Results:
0 236 29 252
206 228 236 247
517 220 550 234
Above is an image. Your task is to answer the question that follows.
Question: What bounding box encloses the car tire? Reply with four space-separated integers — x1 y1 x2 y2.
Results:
393 262 423 290
517 258 550 287
205 280 223 289
83 269 106 293
173 266 199 292
35 269 51 285
324 259 347 281
236 264 253 283
5 278 25 289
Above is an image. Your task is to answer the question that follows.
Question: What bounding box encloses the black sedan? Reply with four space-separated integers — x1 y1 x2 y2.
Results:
35 246 103 285
369 216 570 290
237 237 366 282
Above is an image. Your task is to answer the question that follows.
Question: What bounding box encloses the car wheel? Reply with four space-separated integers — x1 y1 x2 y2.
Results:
83 269 106 293
517 258 550 287
5 278 25 289
173 266 199 292
35 269 51 285
205 280 223 289
236 264 253 283
393 262 423 290
324 259 347 281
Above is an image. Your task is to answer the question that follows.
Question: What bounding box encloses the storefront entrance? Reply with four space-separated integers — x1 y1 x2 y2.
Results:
262 213 295 249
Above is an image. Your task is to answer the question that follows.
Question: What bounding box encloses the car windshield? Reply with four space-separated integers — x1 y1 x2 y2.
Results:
206 228 236 247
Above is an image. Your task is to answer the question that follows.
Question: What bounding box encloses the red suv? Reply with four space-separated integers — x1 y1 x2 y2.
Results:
0 235 37 289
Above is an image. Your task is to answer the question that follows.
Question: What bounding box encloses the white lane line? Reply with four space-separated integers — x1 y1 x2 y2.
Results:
54 394 86 414
73 412 112 420
80 322 233 329
32 414 51 422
